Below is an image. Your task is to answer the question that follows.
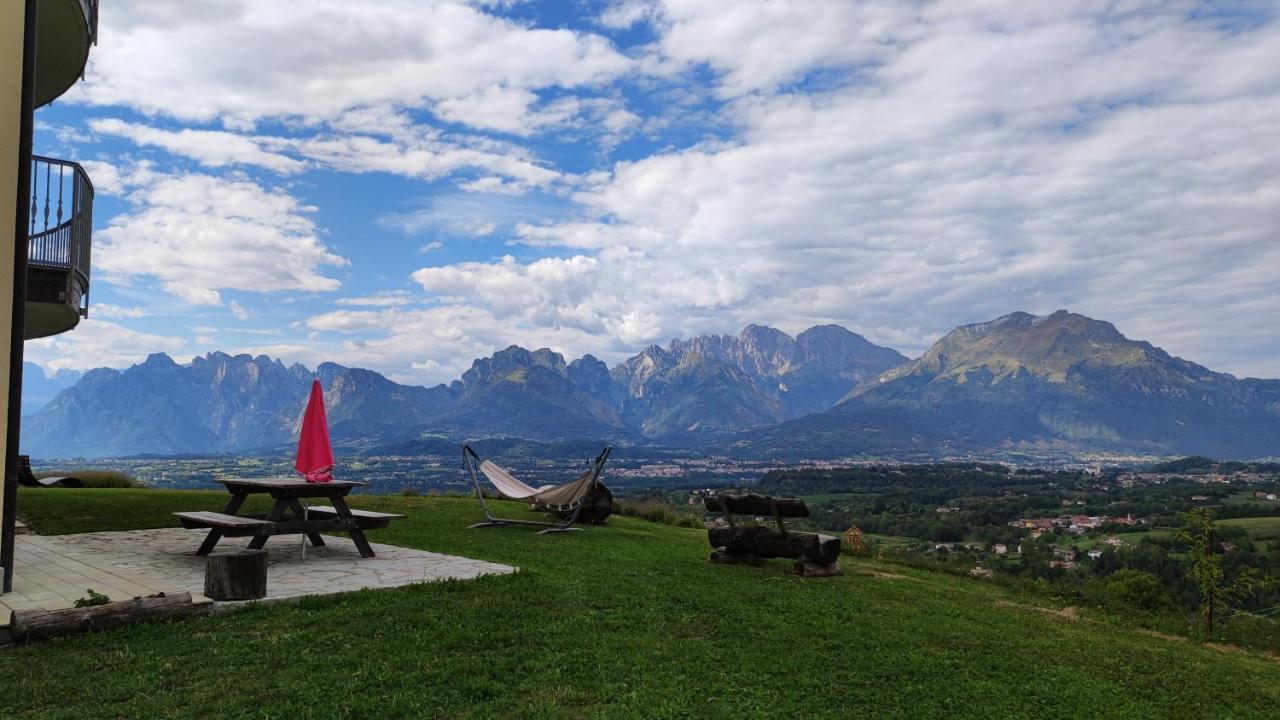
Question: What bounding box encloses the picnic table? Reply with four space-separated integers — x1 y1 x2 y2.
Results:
174 478 402 558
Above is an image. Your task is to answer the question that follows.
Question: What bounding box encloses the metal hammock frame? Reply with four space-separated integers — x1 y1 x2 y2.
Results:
462 444 612 534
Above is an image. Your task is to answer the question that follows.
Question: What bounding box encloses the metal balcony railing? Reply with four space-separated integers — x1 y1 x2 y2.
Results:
29 155 93 317
83 0 99 45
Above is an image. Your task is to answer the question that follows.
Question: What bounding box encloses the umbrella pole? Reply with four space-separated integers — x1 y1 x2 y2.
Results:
300 499 307 563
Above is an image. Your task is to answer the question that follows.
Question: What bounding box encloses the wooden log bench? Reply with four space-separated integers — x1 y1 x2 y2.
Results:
703 493 842 576
303 506 405 529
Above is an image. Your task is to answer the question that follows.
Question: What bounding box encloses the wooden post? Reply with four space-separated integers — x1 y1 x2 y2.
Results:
204 549 268 601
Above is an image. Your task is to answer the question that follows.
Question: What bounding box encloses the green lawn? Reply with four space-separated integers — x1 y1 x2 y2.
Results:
1223 492 1280 506
5 488 1280 719
1220 516 1280 542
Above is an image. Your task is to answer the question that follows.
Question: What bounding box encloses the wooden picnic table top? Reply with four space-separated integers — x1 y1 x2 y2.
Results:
213 477 366 493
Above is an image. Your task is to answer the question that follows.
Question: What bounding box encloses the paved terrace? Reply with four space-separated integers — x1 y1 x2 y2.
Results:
2 529 516 627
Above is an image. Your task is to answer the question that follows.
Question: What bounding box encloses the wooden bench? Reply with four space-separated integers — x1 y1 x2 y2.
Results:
174 511 276 536
703 493 842 576
303 506 405 529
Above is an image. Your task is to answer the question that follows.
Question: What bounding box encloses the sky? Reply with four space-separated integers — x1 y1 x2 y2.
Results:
24 0 1280 385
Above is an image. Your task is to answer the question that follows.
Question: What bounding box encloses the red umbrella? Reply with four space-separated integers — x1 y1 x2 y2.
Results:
295 379 334 483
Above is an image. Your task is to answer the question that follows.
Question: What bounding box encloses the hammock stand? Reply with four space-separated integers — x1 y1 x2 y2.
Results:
462 444 612 534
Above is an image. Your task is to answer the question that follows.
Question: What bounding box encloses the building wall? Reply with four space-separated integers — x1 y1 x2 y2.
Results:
0 1 26 569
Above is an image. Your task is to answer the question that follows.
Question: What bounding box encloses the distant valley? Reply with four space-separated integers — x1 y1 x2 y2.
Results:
22 312 1280 461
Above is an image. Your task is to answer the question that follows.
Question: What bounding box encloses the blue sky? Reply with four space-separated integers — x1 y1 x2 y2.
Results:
25 0 1280 385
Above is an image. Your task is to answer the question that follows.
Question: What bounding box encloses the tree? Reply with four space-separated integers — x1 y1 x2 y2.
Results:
1087 569 1174 614
1176 508 1260 636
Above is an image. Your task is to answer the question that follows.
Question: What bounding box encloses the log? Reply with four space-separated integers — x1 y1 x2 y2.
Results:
708 549 765 565
793 560 842 577
708 525 841 564
204 549 268 601
702 494 809 518
9 592 202 642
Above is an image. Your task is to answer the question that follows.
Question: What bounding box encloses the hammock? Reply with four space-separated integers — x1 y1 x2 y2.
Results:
463 444 612 534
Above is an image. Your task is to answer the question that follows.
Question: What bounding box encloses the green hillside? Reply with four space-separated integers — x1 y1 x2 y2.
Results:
5 489 1280 719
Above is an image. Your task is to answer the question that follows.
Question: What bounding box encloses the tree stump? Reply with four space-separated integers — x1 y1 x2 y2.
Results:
543 481 614 525
204 549 268 601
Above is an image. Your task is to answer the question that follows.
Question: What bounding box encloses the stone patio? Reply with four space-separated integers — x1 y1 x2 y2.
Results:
2 529 516 627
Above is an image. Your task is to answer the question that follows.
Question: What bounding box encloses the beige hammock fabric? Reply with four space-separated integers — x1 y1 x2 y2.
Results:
478 460 597 510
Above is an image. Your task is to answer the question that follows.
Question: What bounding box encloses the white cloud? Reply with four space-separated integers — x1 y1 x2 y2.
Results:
25 319 190 373
77 160 126 196
599 1 659 30
292 130 561 189
89 119 306 174
95 171 348 305
640 0 915 98
91 303 149 319
72 0 631 133
381 192 561 238
413 255 603 328
419 241 444 254
228 301 250 320
91 117 564 190
291 304 611 384
335 291 416 307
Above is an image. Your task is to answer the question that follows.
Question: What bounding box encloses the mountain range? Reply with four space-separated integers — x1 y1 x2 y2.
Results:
21 312 1280 460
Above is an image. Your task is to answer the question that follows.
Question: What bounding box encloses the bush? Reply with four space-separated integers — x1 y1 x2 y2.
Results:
1085 569 1176 615
37 470 139 488
616 499 703 529
399 487 420 497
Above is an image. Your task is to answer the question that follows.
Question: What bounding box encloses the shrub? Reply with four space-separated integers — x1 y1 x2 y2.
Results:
399 487 420 497
37 470 139 488
616 499 703 528
1085 569 1176 615
74 589 111 608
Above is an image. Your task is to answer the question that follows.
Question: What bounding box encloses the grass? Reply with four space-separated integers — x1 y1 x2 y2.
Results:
1220 516 1280 542
5 488 1280 719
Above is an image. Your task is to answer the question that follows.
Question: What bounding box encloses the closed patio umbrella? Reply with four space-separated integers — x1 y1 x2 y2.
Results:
295 379 333 561
295 379 334 483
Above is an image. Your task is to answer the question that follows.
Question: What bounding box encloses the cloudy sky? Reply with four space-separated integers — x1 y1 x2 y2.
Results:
26 0 1280 384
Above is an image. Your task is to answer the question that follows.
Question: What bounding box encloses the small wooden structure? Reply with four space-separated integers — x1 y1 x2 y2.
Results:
8 592 204 643
844 524 864 553
204 549 268 601
703 493 841 576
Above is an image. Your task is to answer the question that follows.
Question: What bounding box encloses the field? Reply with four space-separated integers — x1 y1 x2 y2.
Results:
1221 516 1280 542
5 488 1280 719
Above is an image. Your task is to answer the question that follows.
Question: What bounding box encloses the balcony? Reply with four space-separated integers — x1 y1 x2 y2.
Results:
25 156 92 340
34 0 98 108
